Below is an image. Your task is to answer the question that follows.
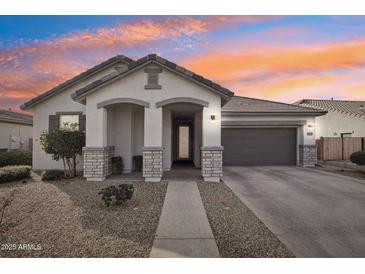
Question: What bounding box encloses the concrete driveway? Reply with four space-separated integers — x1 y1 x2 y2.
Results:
223 166 365 257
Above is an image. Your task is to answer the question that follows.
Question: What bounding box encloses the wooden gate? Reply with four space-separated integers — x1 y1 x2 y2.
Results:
317 137 364 160
342 137 363 160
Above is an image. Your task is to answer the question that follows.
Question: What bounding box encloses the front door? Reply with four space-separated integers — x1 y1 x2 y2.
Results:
173 120 194 163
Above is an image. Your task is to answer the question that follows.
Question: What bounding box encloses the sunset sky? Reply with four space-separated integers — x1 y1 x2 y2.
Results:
1 15 365 111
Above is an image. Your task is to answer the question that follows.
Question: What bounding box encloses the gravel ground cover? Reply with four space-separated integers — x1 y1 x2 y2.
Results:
316 162 365 181
325 169 365 181
0 175 167 257
198 181 294 258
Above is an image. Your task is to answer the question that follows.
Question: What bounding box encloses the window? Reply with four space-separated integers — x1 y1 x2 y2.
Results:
178 126 190 159
59 115 79 131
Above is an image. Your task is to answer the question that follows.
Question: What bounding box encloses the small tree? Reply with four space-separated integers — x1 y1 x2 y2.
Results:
40 123 85 178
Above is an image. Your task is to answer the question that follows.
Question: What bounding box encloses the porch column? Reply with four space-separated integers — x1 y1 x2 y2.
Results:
298 118 317 166
83 107 114 181
143 106 163 182
201 106 223 183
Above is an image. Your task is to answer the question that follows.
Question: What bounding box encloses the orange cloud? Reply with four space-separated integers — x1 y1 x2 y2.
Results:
0 17 208 67
183 39 365 84
348 84 365 97
181 35 365 102
1 16 274 68
1 16 280 110
232 75 334 99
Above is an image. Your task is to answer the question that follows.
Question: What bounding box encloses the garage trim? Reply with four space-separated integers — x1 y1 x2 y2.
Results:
222 120 306 127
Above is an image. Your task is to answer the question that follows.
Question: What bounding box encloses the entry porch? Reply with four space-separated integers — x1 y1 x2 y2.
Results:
82 97 223 182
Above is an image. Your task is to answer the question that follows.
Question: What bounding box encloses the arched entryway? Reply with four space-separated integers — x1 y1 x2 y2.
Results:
156 97 208 171
83 98 149 180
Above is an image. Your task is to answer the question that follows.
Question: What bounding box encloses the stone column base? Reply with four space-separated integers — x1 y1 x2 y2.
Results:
201 146 223 183
83 146 114 181
143 147 163 182
299 144 317 167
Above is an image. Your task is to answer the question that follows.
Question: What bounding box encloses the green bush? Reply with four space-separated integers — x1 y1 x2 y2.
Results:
98 184 134 207
350 150 365 166
0 150 32 167
41 170 64 181
40 126 85 178
0 165 31 183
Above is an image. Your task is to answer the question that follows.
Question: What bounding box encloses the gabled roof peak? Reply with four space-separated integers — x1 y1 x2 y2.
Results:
20 55 134 110
72 54 234 104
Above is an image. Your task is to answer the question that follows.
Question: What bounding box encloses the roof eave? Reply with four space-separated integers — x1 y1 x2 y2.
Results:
0 118 33 126
221 111 328 116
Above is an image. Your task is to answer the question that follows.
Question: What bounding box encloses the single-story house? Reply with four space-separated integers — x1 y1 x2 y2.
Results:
0 109 33 152
295 99 365 138
21 54 326 182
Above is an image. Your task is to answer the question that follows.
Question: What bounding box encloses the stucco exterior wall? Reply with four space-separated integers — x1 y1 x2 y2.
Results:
315 111 365 137
194 111 202 168
107 105 144 173
162 108 172 170
30 64 124 171
0 122 33 151
131 107 144 157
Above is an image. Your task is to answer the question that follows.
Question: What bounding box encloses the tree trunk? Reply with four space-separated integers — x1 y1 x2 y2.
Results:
65 158 72 178
72 155 77 177
62 157 67 177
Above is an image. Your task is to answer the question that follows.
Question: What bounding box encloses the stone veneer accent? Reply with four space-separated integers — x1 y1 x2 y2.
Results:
83 146 114 181
299 144 317 167
201 146 223 183
142 147 163 182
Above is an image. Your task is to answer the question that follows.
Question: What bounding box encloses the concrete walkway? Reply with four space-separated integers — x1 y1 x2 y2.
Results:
150 179 220 258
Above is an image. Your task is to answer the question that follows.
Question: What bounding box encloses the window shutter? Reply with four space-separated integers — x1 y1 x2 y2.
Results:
79 114 86 132
49 115 60 132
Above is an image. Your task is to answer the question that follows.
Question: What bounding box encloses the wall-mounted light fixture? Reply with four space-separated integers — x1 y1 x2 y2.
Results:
210 114 216 121
308 123 315 129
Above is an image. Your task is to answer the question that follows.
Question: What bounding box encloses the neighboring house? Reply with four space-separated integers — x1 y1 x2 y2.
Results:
295 99 365 138
21 54 325 182
0 109 33 151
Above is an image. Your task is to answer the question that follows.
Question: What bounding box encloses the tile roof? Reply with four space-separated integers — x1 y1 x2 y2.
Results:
72 54 234 104
0 110 33 125
20 55 134 110
222 96 327 116
295 99 365 119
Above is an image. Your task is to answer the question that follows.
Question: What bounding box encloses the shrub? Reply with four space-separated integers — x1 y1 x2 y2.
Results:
350 150 365 166
111 156 123 174
98 184 134 207
0 165 31 183
41 170 64 181
0 150 32 167
40 125 85 178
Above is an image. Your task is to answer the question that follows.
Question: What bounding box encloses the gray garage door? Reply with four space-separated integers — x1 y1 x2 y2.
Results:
222 128 297 166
